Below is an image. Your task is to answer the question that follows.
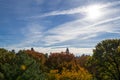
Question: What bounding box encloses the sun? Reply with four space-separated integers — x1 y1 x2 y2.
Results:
85 5 103 20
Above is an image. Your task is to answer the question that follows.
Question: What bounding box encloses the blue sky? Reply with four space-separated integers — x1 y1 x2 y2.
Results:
0 0 120 55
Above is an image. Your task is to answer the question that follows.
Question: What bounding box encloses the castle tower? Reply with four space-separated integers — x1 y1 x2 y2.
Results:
31 48 34 51
66 48 69 54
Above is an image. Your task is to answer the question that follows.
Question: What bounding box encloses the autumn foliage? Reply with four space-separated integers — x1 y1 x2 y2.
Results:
1 39 120 80
0 48 92 80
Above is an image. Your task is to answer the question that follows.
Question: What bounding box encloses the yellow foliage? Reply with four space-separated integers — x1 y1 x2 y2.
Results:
48 66 92 80
50 70 58 74
20 65 26 70
59 67 92 80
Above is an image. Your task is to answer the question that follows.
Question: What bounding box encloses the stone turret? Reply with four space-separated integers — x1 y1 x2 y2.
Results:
31 48 34 51
66 48 69 54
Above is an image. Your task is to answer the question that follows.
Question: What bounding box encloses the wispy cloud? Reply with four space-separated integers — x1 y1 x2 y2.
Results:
30 7 85 18
29 1 120 18
1 0 120 56
10 22 45 48
6 46 93 55
7 1 120 55
13 13 120 48
43 15 120 45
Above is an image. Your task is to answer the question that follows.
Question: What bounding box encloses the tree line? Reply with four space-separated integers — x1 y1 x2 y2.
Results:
0 39 120 80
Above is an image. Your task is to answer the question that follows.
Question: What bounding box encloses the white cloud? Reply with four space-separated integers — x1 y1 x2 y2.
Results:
43 15 120 45
6 46 93 56
81 34 97 40
29 4 106 18
11 22 45 47
29 1 120 18
8 1 120 54
2 0 120 56
13 15 120 48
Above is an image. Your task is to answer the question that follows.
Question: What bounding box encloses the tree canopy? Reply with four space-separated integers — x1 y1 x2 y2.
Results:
0 48 92 80
88 39 120 80
1 39 120 80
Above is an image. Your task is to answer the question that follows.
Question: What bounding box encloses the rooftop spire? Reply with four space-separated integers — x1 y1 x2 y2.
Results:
31 48 34 51
66 48 69 54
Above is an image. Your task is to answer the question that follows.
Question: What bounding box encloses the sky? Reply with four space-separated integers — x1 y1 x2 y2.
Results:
0 0 120 55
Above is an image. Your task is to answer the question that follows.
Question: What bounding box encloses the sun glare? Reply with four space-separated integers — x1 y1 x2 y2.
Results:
85 5 103 20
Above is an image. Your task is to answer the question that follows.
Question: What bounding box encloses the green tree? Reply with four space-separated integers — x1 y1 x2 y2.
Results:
88 39 120 80
15 50 47 80
0 48 15 64
0 49 47 80
76 54 90 68
0 48 15 80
